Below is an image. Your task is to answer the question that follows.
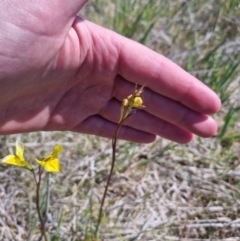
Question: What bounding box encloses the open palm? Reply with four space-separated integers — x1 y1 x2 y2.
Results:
0 0 220 143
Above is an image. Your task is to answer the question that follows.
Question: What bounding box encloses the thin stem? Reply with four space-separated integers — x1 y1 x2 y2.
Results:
95 115 130 237
33 167 47 241
45 173 51 227
95 84 144 237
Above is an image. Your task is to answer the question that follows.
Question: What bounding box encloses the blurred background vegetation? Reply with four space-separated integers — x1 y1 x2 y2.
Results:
0 0 240 240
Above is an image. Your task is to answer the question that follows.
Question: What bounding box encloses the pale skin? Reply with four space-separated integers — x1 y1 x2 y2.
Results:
0 0 221 144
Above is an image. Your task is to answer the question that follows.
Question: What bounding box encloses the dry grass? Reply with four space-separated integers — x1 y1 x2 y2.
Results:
1 0 240 240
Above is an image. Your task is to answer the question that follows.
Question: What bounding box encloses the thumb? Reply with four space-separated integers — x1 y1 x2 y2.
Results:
49 0 89 27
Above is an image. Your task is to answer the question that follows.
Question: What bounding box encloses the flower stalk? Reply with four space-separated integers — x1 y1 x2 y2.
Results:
95 84 145 237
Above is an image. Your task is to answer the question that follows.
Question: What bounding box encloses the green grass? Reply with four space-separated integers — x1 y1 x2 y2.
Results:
0 0 240 240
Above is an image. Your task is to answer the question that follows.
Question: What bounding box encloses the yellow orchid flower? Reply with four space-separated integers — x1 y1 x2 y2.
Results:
119 84 145 123
132 96 144 108
1 141 33 171
36 145 62 173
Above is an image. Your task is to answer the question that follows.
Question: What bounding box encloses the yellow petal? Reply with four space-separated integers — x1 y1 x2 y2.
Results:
36 157 60 173
46 159 60 172
15 141 25 160
35 158 45 167
44 159 60 172
2 155 29 167
133 97 143 107
52 145 62 158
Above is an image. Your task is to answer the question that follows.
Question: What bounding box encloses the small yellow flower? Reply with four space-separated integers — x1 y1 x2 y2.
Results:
1 141 32 171
36 145 62 173
132 96 144 108
119 84 145 123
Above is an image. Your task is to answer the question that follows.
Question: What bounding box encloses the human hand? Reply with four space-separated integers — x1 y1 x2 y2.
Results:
0 0 220 143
